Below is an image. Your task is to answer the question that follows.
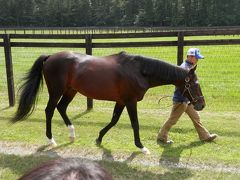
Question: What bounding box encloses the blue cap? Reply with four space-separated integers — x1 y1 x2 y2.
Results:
187 48 204 59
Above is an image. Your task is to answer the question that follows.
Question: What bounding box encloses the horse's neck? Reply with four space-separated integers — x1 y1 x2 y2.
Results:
148 66 187 88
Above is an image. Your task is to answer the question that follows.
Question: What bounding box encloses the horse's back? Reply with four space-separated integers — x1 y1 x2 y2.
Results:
43 51 121 100
71 54 125 101
43 51 146 104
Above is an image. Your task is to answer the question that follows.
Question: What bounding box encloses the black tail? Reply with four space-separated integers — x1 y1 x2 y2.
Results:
11 55 49 123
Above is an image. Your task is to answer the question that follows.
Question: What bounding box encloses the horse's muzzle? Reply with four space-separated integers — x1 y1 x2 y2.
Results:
194 103 205 111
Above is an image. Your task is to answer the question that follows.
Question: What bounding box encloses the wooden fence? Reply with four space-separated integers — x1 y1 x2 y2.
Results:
1 28 240 108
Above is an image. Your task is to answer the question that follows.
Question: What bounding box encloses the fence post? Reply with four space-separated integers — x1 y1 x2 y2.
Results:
3 34 15 106
85 34 93 110
177 32 184 65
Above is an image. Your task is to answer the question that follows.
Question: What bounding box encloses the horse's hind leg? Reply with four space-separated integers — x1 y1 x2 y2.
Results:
45 93 62 146
57 88 77 142
96 103 125 145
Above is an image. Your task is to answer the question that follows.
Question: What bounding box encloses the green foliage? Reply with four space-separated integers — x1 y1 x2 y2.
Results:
0 0 239 27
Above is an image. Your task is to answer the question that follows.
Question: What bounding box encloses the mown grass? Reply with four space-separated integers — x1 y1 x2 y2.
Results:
0 35 240 179
1 153 240 180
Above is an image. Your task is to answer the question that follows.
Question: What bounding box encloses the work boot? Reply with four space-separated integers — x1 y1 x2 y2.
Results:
157 138 174 144
203 134 218 142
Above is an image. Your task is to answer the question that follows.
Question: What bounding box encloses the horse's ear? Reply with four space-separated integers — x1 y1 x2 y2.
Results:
189 65 197 74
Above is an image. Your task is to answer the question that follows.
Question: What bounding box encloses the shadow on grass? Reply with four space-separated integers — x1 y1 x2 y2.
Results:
3 113 239 138
159 141 204 165
0 153 57 179
71 109 92 120
36 142 74 152
0 151 193 180
0 114 160 132
124 151 142 163
0 105 237 138
98 144 142 163
0 142 74 178
0 106 11 111
93 144 194 179
100 159 193 180
0 137 194 179
97 144 114 161
0 116 11 121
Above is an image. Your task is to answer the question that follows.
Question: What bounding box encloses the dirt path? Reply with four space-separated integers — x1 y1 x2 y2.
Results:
0 141 240 174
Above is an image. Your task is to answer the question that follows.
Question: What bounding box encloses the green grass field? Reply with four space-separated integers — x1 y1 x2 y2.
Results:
0 35 240 179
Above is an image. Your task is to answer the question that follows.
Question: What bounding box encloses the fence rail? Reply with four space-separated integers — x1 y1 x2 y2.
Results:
1 28 240 108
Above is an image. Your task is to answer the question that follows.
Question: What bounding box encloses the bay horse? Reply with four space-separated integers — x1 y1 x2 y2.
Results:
12 51 205 154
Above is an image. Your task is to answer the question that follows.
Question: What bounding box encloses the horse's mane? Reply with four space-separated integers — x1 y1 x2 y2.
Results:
117 51 188 82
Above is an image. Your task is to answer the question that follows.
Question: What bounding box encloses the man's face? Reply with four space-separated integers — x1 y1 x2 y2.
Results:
187 55 198 65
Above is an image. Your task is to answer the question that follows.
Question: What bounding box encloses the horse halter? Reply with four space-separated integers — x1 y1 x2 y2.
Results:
182 77 204 103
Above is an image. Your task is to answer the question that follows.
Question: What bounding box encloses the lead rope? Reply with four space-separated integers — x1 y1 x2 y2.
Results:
158 95 173 108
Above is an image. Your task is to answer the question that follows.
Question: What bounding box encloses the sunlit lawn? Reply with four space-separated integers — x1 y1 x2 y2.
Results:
0 35 240 179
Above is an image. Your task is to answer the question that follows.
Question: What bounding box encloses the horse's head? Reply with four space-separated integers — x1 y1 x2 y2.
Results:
180 66 205 111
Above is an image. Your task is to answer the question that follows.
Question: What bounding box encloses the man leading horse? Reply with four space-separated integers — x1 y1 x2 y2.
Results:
157 48 218 144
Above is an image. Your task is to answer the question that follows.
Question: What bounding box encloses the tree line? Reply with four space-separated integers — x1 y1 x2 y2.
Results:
0 0 239 27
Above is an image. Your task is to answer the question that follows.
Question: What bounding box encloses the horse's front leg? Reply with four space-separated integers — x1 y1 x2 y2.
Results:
126 100 150 155
96 103 125 145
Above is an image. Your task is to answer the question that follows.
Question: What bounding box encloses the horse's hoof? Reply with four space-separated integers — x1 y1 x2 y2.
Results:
68 125 75 138
141 147 151 155
50 143 57 147
48 138 57 147
96 138 102 145
69 136 75 142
